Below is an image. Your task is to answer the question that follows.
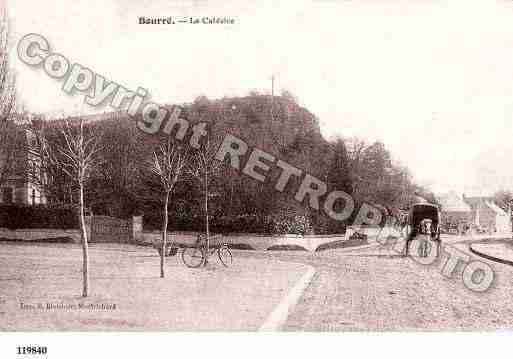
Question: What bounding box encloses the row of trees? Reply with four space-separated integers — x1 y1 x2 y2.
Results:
26 116 225 294
25 96 433 234
329 136 437 213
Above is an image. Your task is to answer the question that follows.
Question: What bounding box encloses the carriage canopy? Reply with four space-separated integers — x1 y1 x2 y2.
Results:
408 203 440 229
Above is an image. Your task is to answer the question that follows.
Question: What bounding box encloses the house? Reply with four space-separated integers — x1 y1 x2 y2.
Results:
463 195 511 234
437 191 473 230
437 191 512 234
0 121 46 206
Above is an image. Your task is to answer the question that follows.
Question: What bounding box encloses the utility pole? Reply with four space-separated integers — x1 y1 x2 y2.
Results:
270 74 275 122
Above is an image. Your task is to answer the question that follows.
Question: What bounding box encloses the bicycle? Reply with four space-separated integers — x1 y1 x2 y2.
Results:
181 234 233 268
153 241 179 257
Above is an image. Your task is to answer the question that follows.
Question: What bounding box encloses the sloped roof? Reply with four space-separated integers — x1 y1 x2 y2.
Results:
464 196 492 208
463 196 508 216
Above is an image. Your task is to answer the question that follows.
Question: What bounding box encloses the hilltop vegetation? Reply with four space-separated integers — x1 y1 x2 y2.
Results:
28 94 435 234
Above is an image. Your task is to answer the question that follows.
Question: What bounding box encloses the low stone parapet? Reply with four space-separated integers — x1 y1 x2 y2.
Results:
136 231 349 252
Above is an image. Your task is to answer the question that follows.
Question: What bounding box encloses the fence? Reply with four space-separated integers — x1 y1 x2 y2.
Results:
90 215 131 243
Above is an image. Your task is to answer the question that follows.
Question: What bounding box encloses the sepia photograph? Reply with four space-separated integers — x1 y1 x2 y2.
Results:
1 0 513 357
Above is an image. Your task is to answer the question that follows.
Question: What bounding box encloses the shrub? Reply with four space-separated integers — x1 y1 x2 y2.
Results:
143 212 316 235
212 215 273 234
349 231 368 241
309 212 347 234
0 204 79 230
271 214 313 235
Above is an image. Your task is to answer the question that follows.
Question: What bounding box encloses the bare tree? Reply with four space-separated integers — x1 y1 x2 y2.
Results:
189 136 223 263
28 117 66 204
0 11 18 190
41 119 100 297
151 136 189 278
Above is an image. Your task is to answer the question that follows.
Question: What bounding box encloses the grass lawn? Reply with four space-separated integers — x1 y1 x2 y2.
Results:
0 243 308 331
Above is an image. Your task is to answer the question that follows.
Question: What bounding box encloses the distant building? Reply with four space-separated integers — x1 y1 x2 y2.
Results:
436 191 512 234
437 191 473 230
0 122 46 206
463 195 511 234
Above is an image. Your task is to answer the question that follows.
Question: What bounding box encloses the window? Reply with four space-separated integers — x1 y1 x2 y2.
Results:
2 187 13 204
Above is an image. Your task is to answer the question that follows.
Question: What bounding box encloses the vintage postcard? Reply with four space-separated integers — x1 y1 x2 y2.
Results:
1 0 513 357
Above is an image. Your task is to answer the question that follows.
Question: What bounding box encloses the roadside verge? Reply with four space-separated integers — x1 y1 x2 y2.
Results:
469 242 513 267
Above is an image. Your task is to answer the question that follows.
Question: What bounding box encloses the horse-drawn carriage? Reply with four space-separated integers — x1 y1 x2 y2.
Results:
404 203 442 257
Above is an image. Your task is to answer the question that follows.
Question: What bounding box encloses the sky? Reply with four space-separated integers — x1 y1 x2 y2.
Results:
7 0 513 196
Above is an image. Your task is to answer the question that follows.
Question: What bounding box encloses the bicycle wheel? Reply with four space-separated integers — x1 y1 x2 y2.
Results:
182 247 204 268
217 245 233 267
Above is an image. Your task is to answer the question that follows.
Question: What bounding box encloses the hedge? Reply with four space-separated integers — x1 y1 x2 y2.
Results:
0 204 80 230
143 213 321 234
143 214 273 234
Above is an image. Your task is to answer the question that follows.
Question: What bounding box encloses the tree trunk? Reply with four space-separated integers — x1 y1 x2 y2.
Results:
204 170 209 265
161 191 170 278
79 182 90 297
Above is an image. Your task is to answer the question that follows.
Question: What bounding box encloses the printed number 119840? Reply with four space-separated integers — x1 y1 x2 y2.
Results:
17 346 47 355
